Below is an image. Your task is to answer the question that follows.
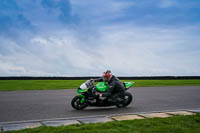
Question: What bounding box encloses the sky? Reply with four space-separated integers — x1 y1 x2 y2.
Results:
0 0 200 76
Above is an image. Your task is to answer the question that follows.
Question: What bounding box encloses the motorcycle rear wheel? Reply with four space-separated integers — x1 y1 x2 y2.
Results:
71 96 88 110
116 92 132 108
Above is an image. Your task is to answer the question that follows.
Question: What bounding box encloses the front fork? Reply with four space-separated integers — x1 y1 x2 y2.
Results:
78 94 86 104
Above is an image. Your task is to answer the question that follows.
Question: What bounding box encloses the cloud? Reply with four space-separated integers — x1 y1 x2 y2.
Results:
95 24 200 76
0 0 200 76
70 0 134 24
0 23 200 76
0 0 76 37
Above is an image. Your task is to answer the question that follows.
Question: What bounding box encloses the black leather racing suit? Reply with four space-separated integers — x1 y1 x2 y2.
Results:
95 75 125 102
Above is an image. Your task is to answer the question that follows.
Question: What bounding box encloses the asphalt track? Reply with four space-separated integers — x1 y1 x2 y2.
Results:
0 86 200 123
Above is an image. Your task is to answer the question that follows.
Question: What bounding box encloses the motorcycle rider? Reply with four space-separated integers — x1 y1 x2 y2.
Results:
92 70 125 104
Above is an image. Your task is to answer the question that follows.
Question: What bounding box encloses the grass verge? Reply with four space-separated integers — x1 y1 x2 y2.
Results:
5 114 200 133
0 79 200 91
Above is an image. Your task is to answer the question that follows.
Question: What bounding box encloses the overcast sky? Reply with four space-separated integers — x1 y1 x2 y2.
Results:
0 0 200 76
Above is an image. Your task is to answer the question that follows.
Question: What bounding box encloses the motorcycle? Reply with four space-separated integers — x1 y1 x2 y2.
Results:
71 80 134 110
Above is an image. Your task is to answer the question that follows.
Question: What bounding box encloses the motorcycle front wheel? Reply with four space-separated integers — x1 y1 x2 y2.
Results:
71 96 88 110
116 92 132 108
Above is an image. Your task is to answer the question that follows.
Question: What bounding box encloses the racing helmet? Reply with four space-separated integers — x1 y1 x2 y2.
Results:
103 70 112 82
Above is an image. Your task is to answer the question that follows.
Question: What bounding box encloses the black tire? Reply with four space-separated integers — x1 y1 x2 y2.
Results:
71 96 88 110
116 92 132 108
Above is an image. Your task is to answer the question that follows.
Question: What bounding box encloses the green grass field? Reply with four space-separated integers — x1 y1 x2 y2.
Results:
0 80 200 91
5 114 200 133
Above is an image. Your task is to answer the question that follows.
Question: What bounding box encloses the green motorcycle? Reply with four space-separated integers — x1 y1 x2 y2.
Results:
71 80 134 110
